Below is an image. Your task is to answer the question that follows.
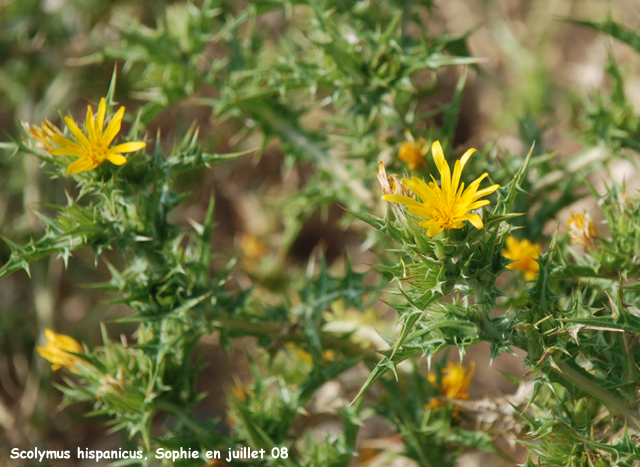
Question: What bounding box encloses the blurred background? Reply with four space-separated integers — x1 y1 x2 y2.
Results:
1 0 640 465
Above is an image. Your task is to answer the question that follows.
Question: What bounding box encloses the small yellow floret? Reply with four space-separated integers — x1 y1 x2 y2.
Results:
43 98 146 174
567 211 599 248
230 382 253 402
239 234 268 259
322 349 336 361
377 162 410 197
382 141 500 237
398 130 428 170
284 342 312 363
36 329 84 372
21 119 64 151
426 361 475 413
502 236 541 280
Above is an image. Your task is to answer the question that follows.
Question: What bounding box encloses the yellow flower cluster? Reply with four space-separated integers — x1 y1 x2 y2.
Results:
21 120 63 151
36 329 85 372
380 141 609 286
397 130 428 170
502 236 541 281
23 98 146 174
284 342 335 363
427 361 475 413
239 234 268 259
567 210 599 248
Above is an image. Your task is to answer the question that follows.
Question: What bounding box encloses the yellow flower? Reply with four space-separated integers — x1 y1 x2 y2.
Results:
239 234 268 259
397 130 428 170
284 342 312 363
47 98 146 174
21 119 64 151
322 349 336 361
229 382 253 402
36 329 84 372
382 141 500 237
426 361 475 412
502 235 541 280
568 210 599 248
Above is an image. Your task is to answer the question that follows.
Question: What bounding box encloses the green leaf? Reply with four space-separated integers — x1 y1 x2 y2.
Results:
569 17 640 54
493 142 535 216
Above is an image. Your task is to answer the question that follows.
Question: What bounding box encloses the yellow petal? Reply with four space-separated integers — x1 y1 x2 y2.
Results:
404 177 435 201
44 329 57 341
51 135 83 150
49 147 89 158
451 149 476 199
102 107 125 146
458 173 489 204
426 224 444 237
36 345 50 360
431 141 450 193
86 105 96 143
460 213 483 229
525 270 538 281
452 182 465 201
459 147 476 168
56 335 82 353
472 184 500 202
382 194 423 208
106 153 127 166
407 205 433 219
96 98 106 137
67 158 95 174
428 174 444 197
109 141 146 154
451 160 463 198
453 199 490 217
64 116 91 149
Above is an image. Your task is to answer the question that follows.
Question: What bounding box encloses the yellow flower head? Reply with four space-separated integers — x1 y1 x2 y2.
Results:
36 329 84 372
567 210 599 248
229 382 253 402
398 130 428 170
382 141 500 237
427 361 475 411
21 119 64 151
46 98 146 174
284 342 312 363
502 235 541 280
239 234 268 259
322 349 336 362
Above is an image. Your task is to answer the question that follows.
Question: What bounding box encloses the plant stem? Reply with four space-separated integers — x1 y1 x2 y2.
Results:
552 353 640 432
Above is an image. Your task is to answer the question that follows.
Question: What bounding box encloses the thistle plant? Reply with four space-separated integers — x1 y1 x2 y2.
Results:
3 1 640 467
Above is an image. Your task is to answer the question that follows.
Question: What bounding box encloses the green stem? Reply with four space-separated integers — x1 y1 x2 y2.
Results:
404 427 434 467
552 353 640 432
338 397 363 467
478 309 503 341
478 314 640 431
